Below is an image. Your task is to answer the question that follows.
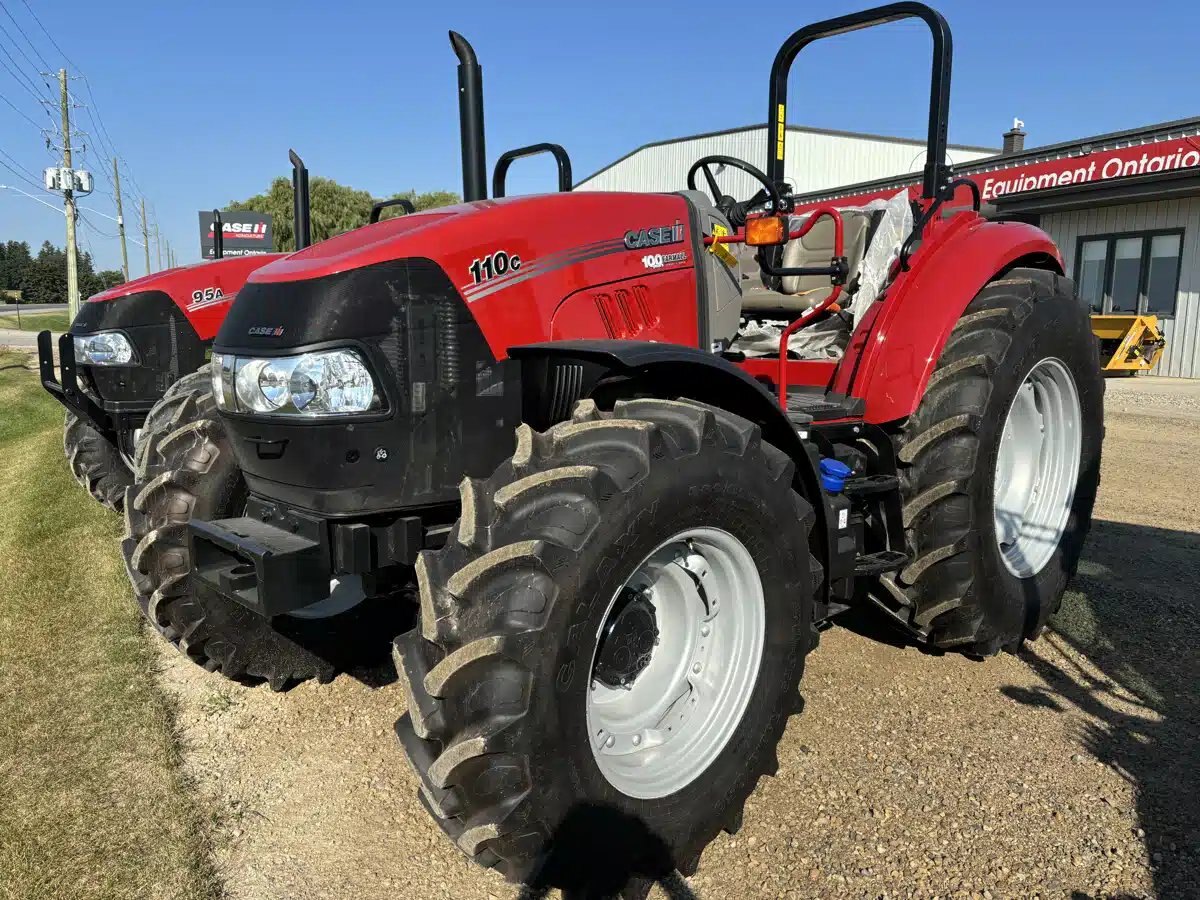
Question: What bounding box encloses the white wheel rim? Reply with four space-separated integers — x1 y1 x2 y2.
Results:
993 357 1081 578
586 527 765 799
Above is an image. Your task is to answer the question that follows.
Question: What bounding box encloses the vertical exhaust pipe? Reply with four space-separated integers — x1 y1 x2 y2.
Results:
212 209 224 259
289 149 311 250
450 31 486 202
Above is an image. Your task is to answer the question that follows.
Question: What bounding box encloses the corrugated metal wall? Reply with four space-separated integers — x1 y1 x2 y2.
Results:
1041 198 1200 379
576 127 995 196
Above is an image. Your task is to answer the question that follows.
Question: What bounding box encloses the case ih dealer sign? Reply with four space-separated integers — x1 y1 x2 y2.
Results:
199 211 273 258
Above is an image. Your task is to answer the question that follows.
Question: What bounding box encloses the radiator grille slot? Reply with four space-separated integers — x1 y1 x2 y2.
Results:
595 284 658 338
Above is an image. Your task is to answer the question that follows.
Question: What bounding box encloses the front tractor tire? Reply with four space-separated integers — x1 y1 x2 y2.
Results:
889 268 1103 655
394 398 818 893
122 364 398 690
64 412 134 512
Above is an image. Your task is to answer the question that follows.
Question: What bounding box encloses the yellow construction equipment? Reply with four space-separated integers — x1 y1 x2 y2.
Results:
1091 314 1167 375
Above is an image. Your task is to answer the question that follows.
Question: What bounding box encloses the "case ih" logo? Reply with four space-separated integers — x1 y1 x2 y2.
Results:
624 222 684 250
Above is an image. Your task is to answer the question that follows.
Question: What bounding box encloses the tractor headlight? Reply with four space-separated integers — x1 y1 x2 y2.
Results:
211 349 381 417
73 331 135 366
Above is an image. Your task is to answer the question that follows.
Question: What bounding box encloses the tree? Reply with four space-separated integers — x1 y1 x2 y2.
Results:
228 177 460 252
23 241 66 305
1 240 33 297
95 270 126 291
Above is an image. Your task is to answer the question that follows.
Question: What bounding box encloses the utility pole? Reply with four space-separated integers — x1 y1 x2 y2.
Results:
140 198 150 275
112 157 129 280
154 223 161 270
59 68 79 319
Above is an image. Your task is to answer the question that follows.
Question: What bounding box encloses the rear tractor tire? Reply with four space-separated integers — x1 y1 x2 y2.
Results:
889 268 1103 655
394 398 819 893
64 412 134 512
122 364 401 690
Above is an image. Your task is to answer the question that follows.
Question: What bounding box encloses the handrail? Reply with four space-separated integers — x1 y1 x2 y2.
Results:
492 143 573 197
369 197 416 224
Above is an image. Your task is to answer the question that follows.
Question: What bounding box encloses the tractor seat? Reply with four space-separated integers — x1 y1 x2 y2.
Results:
740 209 879 314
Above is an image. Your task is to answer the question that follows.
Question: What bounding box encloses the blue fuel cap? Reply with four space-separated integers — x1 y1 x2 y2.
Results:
820 458 853 493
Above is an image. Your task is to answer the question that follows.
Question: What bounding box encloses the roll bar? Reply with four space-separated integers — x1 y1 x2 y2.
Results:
289 149 312 250
369 197 416 223
492 143 573 198
767 2 952 200
450 31 487 203
211 209 224 259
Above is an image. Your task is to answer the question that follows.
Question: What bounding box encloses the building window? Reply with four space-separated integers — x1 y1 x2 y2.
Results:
1075 229 1183 317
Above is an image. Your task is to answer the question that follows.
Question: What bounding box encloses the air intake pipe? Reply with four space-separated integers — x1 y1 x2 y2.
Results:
289 149 311 250
450 31 487 203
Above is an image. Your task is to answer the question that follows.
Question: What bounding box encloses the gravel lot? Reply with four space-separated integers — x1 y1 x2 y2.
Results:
157 381 1200 900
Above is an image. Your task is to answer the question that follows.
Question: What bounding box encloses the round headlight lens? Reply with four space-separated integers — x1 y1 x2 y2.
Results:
235 359 269 411
257 358 293 410
288 354 324 411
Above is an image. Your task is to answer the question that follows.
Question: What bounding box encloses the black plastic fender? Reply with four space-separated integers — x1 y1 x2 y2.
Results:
509 339 826 540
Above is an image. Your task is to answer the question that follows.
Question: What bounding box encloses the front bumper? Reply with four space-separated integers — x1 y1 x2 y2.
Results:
189 495 450 617
37 330 153 438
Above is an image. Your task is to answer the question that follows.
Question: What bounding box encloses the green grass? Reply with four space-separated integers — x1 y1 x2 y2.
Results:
0 311 70 333
0 360 221 900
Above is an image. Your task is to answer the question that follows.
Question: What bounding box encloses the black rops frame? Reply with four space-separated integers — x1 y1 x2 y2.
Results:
289 149 312 250
492 143 573 198
212 209 224 259
767 2 953 202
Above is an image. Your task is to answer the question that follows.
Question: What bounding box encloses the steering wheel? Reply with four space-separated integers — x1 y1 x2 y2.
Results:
686 155 785 227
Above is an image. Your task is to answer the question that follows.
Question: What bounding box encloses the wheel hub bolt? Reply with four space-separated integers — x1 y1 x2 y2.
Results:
632 734 642 746
692 662 702 674
605 735 615 748
700 625 710 637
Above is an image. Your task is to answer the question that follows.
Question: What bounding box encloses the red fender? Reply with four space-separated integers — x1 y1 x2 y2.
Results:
832 213 1063 423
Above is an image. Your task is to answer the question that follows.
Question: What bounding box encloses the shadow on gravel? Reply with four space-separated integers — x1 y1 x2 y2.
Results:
517 804 700 900
1007 518 1200 899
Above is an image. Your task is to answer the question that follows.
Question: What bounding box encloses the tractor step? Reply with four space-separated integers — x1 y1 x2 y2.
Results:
853 549 909 576
786 389 865 423
843 474 901 496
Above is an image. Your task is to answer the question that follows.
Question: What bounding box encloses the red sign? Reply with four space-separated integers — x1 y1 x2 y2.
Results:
796 135 1200 211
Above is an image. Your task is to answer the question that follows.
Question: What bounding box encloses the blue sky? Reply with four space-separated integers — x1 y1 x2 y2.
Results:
1 0 1196 274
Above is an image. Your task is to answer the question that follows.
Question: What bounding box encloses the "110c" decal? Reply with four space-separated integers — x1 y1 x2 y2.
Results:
469 249 522 285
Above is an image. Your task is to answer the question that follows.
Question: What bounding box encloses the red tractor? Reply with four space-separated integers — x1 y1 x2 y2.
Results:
125 3 1102 892
35 152 323 510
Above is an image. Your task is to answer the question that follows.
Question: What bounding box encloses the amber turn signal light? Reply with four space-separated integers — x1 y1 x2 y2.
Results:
744 215 787 246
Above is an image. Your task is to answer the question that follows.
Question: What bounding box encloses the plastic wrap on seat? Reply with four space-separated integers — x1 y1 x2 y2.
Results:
851 190 912 328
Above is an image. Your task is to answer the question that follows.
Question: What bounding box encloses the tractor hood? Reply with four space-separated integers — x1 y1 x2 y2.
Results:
218 190 700 357
76 253 285 341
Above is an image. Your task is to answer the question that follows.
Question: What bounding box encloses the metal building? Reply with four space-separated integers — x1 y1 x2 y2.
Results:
792 117 1200 378
574 124 997 197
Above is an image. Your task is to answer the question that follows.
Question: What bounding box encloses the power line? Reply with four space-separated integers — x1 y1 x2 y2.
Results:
0 50 51 109
0 153 41 190
0 143 39 182
79 210 118 239
13 0 67 70
0 85 40 129
0 9 48 83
